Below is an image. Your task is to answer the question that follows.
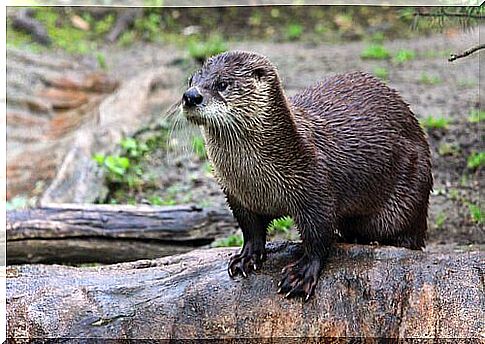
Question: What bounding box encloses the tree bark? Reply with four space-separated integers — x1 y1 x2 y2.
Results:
7 204 236 265
6 242 483 340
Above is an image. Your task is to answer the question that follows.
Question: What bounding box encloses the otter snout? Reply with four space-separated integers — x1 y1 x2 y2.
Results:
182 87 203 107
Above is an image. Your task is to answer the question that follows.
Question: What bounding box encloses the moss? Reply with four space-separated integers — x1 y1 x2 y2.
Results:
393 49 415 63
467 151 485 170
212 234 243 247
438 143 460 157
420 116 450 130
466 203 484 225
361 44 391 60
33 8 92 54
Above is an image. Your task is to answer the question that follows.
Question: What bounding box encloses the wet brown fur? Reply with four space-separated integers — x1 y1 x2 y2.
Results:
183 50 433 299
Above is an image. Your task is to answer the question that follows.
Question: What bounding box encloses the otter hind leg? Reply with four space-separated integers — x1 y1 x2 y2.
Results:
345 196 429 250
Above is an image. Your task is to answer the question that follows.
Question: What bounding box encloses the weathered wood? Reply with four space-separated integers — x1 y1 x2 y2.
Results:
6 242 483 340
7 204 237 265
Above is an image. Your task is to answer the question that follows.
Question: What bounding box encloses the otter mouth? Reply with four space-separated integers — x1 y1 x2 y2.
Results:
183 108 207 125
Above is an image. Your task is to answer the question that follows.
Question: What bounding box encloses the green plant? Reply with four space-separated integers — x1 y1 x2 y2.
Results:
435 212 447 230
134 12 161 41
118 30 136 47
468 109 484 123
92 13 115 35
187 35 227 63
360 44 391 60
121 137 149 159
96 52 107 70
467 203 483 225
268 216 294 234
394 49 415 63
93 137 151 192
6 23 44 52
285 23 303 40
94 154 131 181
438 143 460 156
203 161 213 174
420 116 450 130
448 188 460 201
466 151 485 170
34 8 91 54
369 32 385 43
192 136 207 160
373 67 389 80
212 234 244 247
419 73 441 85
148 195 177 206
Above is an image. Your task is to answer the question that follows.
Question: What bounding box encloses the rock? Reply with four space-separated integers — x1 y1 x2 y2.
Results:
6 47 182 203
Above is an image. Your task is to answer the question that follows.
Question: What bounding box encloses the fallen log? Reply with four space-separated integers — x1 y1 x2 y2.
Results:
7 204 236 265
6 242 483 340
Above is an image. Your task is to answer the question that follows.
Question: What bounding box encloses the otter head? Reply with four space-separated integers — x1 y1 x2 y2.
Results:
182 51 282 128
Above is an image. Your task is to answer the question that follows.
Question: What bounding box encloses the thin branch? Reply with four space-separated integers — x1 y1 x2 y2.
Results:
448 43 485 62
414 10 484 20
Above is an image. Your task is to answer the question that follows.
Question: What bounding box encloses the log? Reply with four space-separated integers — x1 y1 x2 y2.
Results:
7 204 237 265
6 242 483 340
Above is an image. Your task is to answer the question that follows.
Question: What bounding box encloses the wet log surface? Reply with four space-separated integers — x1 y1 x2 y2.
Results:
7 204 236 265
6 242 483 340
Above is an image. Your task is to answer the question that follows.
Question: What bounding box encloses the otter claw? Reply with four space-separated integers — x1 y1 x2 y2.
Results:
227 245 266 278
278 255 321 301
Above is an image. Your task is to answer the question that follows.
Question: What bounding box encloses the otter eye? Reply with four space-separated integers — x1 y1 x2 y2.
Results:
216 81 228 92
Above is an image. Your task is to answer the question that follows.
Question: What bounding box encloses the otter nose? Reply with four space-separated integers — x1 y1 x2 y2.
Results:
182 87 203 107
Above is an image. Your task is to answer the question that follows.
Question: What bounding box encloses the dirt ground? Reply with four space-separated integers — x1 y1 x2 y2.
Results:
7 23 483 250
115 27 483 249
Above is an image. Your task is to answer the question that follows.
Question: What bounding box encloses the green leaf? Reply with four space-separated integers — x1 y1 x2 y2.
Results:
93 153 105 165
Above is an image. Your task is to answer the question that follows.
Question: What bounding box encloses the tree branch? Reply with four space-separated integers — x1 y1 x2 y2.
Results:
414 10 484 20
448 43 485 62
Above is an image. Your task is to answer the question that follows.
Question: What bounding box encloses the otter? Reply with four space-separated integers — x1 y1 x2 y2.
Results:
181 50 432 301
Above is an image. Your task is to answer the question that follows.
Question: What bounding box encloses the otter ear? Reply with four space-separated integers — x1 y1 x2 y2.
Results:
252 68 267 82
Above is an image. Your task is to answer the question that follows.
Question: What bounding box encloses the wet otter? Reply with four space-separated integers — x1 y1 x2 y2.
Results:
181 50 432 300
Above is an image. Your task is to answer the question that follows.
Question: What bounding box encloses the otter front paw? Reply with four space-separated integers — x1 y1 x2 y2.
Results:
278 255 321 301
228 244 266 278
